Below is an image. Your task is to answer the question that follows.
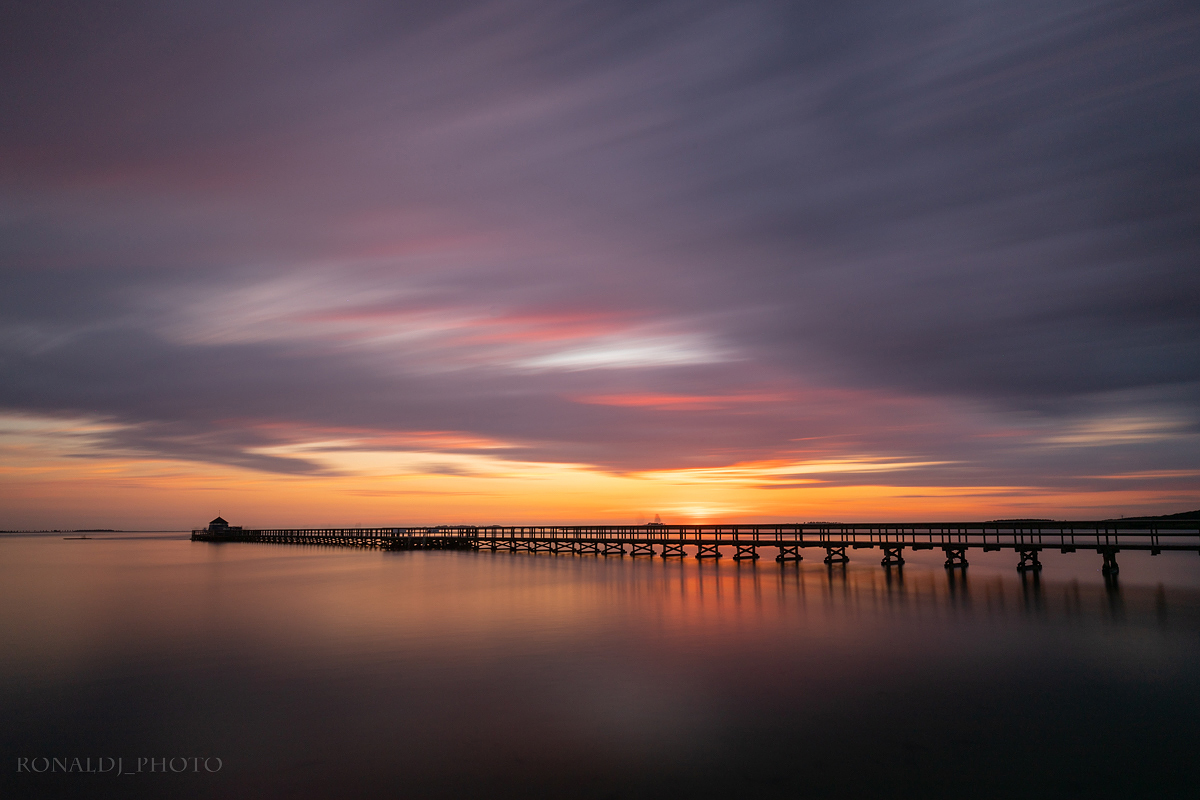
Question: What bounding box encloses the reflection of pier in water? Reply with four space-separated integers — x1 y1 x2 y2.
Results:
656 558 1193 629
194 517 1200 576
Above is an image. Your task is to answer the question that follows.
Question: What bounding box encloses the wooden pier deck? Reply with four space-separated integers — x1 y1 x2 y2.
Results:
192 520 1200 574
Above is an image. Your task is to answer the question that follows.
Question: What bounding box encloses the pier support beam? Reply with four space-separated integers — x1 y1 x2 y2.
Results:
1100 548 1120 575
824 546 849 564
880 545 905 567
733 544 759 560
776 544 802 562
660 542 686 558
695 543 722 559
602 541 626 556
575 541 600 555
943 547 969 569
1017 549 1042 571
629 542 655 557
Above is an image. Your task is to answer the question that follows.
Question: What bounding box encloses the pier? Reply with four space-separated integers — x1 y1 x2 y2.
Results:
192 519 1200 574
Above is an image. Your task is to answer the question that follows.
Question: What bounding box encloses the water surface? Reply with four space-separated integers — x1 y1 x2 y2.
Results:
3 533 1198 798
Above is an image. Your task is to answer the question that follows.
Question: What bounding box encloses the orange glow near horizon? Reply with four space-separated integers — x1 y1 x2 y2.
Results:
3 447 1192 531
2 412 1195 530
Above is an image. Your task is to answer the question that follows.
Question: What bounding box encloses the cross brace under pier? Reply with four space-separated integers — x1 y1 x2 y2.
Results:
880 545 905 567
1017 549 1042 571
824 546 849 564
943 547 969 568
733 544 759 560
776 544 802 562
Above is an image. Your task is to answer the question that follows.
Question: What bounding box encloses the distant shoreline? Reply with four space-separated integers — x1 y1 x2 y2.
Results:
0 530 189 534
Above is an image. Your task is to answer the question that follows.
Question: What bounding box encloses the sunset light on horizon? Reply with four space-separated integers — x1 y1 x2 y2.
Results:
3 405 1195 529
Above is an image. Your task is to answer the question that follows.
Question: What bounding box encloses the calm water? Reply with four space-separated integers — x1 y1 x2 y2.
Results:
3 533 1199 799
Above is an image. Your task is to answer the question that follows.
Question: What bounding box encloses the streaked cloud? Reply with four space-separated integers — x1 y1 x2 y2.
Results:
1089 470 1200 480
516 334 727 370
635 458 956 488
1041 415 1195 447
574 392 791 410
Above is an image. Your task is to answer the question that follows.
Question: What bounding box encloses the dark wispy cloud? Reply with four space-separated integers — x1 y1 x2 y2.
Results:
1 0 1197 504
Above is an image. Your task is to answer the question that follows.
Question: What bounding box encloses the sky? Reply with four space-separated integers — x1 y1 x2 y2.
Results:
2 0 1198 529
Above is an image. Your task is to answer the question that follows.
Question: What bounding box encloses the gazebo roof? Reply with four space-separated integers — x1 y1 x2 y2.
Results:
209 516 229 526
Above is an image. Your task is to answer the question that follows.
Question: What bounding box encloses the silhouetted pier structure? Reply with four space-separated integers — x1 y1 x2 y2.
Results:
193 519 1200 574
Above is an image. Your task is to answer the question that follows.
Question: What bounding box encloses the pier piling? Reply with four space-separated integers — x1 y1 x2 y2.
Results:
943 547 969 569
1017 549 1043 571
